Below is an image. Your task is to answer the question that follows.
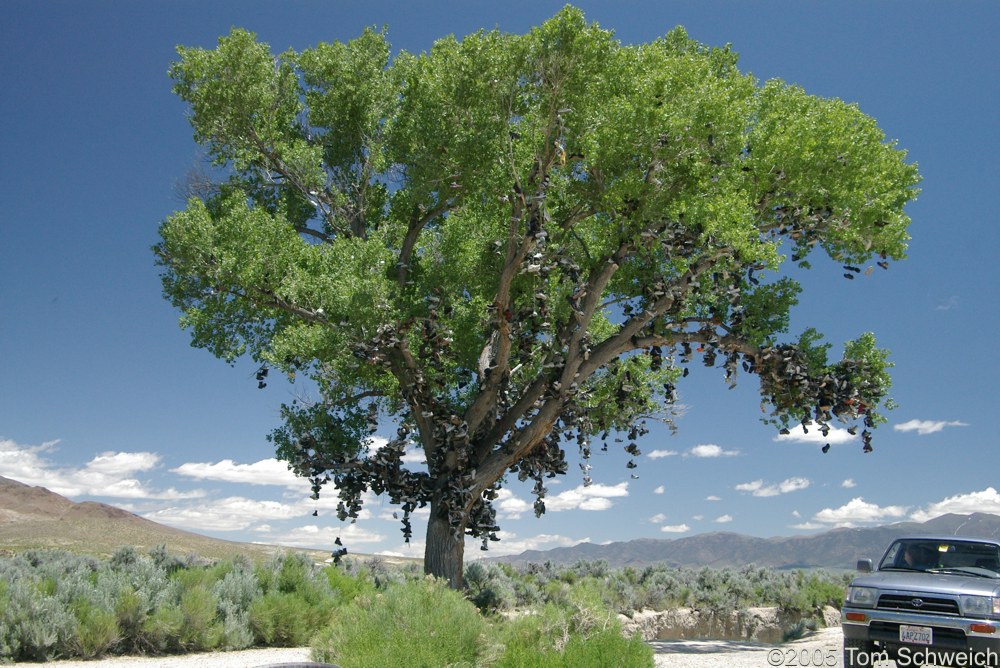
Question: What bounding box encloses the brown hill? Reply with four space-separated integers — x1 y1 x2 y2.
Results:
0 475 335 562
0 475 75 522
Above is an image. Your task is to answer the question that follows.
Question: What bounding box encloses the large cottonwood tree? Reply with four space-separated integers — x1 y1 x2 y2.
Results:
156 8 919 587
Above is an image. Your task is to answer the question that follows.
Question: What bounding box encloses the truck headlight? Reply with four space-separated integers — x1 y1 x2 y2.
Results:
960 595 1000 617
847 586 878 607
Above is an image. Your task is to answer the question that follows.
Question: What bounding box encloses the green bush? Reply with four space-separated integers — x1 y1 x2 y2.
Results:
140 603 185 653
178 586 222 651
114 586 152 654
465 561 516 612
312 576 488 668
71 599 119 658
250 591 314 646
494 603 653 668
325 564 377 602
782 617 818 642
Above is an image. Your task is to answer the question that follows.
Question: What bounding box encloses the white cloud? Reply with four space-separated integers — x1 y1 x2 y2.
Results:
653 485 665 495
87 451 160 475
400 448 426 465
910 487 1000 522
661 524 690 533
484 483 628 517
0 439 202 500
715 514 733 524
647 450 678 459
706 495 721 501
894 419 969 436
545 482 629 512
144 496 304 531
774 424 856 445
471 531 588 558
792 510 801 518
686 444 739 458
494 488 533 520
172 458 301 487
649 513 667 523
257 522 386 548
791 522 825 531
735 477 810 497
842 479 856 489
935 296 959 311
812 497 909 527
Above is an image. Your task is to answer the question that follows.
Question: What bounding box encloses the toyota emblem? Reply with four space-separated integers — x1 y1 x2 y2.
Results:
911 598 924 608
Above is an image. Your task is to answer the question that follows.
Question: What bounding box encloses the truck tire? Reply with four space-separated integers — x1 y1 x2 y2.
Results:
844 638 878 668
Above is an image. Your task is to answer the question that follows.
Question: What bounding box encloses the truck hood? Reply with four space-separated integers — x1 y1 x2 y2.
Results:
852 571 1000 598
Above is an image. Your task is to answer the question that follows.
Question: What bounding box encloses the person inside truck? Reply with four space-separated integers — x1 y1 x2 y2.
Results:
901 543 935 570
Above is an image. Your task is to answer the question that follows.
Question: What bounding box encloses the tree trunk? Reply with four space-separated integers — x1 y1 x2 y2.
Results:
424 505 465 589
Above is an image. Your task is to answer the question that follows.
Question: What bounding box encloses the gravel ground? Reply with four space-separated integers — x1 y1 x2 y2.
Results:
27 628 856 668
652 626 845 667
18 646 315 667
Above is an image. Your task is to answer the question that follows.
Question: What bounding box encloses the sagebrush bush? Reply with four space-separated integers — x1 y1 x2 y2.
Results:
312 576 488 668
494 602 654 668
465 561 516 612
0 576 78 661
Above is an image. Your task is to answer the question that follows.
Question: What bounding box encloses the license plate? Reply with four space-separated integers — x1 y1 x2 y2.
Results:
899 624 933 645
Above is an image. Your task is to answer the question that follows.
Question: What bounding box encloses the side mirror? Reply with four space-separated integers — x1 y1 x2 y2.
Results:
857 559 873 573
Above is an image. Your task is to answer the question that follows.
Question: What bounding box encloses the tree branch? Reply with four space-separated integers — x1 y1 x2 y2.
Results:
396 199 453 287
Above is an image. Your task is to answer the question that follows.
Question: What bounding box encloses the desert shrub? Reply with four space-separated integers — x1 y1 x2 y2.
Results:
637 569 684 609
140 603 185 653
782 617 818 642
204 559 260 650
0 577 78 661
114 586 154 654
781 571 846 612
325 564 376 602
465 561 517 612
249 591 314 646
256 552 330 598
70 599 119 658
217 601 255 650
249 552 336 646
149 544 186 574
110 545 140 569
177 586 222 651
213 561 261 610
601 570 641 614
495 603 653 668
312 576 488 668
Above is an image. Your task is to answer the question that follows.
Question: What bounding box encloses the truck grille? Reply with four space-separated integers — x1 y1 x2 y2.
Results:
876 594 960 616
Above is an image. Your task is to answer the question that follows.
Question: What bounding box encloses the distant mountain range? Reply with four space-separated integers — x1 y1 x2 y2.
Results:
5 474 998 571
490 513 1000 570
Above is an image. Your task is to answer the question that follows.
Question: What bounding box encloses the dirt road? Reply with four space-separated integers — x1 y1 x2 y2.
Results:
31 629 848 667
653 627 844 667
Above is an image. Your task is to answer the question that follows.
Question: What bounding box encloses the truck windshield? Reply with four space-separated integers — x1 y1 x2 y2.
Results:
879 539 1000 575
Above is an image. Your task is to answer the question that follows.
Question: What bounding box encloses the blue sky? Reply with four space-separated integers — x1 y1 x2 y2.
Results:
2 1 998 561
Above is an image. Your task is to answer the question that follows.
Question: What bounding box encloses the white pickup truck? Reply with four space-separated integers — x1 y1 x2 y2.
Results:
842 537 1000 667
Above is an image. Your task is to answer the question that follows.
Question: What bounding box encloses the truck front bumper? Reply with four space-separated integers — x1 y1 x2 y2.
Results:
843 606 1000 659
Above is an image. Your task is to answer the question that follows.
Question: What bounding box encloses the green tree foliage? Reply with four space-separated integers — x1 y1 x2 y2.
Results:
156 8 919 586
